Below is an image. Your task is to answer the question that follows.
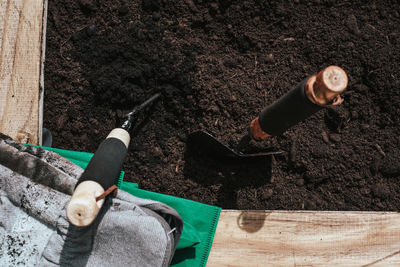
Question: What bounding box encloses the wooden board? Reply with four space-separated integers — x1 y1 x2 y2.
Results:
0 0 45 145
207 210 400 266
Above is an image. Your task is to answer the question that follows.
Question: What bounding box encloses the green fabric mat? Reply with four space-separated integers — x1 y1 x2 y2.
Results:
29 145 221 267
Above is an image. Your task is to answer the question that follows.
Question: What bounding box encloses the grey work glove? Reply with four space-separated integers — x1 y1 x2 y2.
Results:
0 133 183 267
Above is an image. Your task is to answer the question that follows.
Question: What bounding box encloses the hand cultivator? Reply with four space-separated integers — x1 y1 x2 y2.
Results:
66 93 161 226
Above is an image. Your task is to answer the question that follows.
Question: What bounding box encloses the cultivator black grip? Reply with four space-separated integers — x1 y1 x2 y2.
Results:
66 94 160 227
76 137 127 190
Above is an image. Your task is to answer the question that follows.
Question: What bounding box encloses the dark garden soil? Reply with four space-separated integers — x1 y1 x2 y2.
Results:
44 0 400 210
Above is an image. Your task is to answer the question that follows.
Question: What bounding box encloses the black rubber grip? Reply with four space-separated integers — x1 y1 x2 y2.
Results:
76 137 127 190
258 78 322 136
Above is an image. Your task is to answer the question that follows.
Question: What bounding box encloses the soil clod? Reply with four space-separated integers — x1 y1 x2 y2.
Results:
296 178 305 186
345 14 361 36
329 133 341 143
325 106 349 133
262 189 274 200
78 0 96 13
304 199 317 210
321 130 329 144
372 183 390 199
380 153 400 177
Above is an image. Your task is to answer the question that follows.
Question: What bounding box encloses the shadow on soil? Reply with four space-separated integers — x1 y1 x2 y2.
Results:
183 139 272 208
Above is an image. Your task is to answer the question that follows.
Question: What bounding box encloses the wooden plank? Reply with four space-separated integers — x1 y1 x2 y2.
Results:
38 0 48 146
207 210 400 266
0 0 45 145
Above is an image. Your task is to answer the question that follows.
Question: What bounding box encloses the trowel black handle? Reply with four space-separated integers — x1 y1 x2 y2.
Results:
254 78 321 137
249 66 348 140
66 128 130 227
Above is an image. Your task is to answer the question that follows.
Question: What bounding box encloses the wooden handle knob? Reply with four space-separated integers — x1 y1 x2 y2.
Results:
66 180 105 227
306 65 348 105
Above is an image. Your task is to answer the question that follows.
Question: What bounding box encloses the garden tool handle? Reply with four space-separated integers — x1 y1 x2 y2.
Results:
66 128 130 227
250 65 348 140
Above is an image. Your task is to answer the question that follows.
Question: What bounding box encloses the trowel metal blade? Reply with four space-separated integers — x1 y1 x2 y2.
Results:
188 131 282 159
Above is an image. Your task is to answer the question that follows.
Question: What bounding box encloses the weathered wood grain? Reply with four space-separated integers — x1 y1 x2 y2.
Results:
208 210 400 266
0 0 45 145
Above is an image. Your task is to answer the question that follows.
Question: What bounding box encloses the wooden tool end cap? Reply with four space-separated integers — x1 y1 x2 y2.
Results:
307 65 348 105
66 181 105 227
316 65 348 93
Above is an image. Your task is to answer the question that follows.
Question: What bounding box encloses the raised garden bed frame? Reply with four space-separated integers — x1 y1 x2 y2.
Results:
1 1 400 265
